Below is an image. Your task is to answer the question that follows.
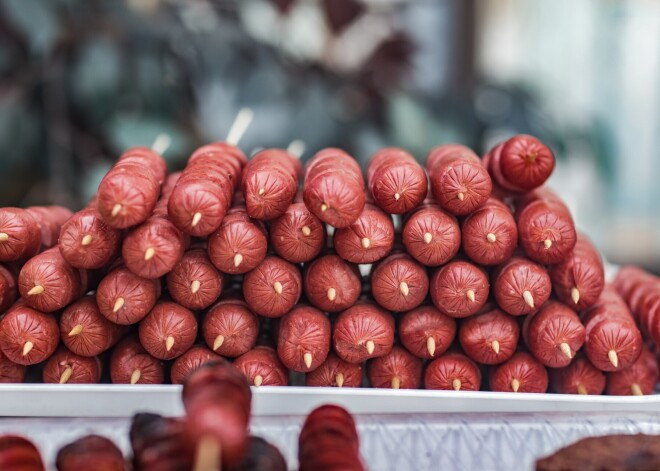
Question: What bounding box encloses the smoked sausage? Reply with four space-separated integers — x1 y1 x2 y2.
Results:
277 306 331 372
367 345 422 389
305 352 363 388
110 336 164 385
202 298 259 358
334 204 394 263
43 347 101 384
231 436 287 471
25 206 73 251
462 198 518 266
0 303 59 365
56 435 126 471
549 355 606 395
170 346 225 385
606 348 659 396
333 303 395 364
139 301 198 360
398 305 456 359
430 260 489 318
242 256 301 318
424 352 481 391
166 248 223 310
303 255 361 313
270 200 326 263
493 256 552 316
96 266 160 325
371 253 428 312
0 208 42 262
459 308 519 365
486 135 555 191
402 201 461 266
234 346 289 386
489 352 548 393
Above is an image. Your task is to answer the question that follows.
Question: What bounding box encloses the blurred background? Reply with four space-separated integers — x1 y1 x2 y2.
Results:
0 0 658 269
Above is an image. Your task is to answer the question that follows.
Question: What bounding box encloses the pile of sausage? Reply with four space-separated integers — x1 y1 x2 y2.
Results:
0 362 364 470
0 134 657 397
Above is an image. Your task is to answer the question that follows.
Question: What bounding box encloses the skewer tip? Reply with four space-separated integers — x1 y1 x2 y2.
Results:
391 376 401 389
492 339 500 355
327 287 337 301
457 192 465 201
560 342 573 359
130 369 141 385
631 383 643 396
144 247 156 261
466 289 475 302
571 287 580 305
234 253 243 268
511 378 520 393
394 192 401 201
111 204 122 217
286 139 306 158
27 285 44 296
81 234 93 246
190 280 201 294
335 372 345 387
522 290 535 308
303 352 313 369
253 374 263 387
608 349 619 368
544 239 553 249
273 281 283 295
59 366 73 384
191 212 202 228
301 225 311 236
399 281 409 296
213 335 225 351
113 297 125 313
452 378 462 391
427 336 436 357
486 233 497 243
577 384 588 395
0 233 8 242
320 203 328 212
361 237 371 249
165 336 175 352
423 232 432 244
68 324 84 337
366 340 375 355
22 341 34 356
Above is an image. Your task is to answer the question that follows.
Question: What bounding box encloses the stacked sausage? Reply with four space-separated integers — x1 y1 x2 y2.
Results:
0 134 656 397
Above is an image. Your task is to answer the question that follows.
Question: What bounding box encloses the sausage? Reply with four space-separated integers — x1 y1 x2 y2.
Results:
97 147 166 228
606 348 659 396
424 352 481 391
130 413 190 471
0 264 18 314
139 301 198 360
398 305 456 360
233 346 289 386
522 301 585 368
43 347 101 384
60 295 125 357
516 188 577 264
110 336 164 385
18 247 85 312
302 148 366 228
426 144 492 215
613 265 651 302
270 201 326 263
549 233 605 311
166 249 224 310
334 204 394 264
367 147 427 214
0 435 45 471
0 304 59 365
402 201 461 266
230 436 288 471
583 287 643 372
549 355 606 395
242 148 301 220
56 435 125 471
0 208 42 262
242 255 302 318
168 143 247 236
207 207 268 275
58 207 121 269
493 256 552 316
367 345 422 389
304 255 361 313
170 345 225 385
489 352 548 393
333 303 395 364
462 198 518 266
277 305 331 372
371 253 429 312
0 350 25 383
96 266 160 325
202 298 259 358
305 352 363 388
459 308 519 365
487 135 555 191
25 206 73 251
429 260 489 318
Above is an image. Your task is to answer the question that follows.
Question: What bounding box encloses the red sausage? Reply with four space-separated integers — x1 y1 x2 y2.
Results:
549 355 606 395
207 207 268 275
424 352 481 391
430 260 489 318
305 352 363 387
242 255 302 318
462 198 518 266
96 266 160 325
234 346 289 386
242 148 301 220
25 206 73 250
489 352 548 393
493 256 552 316
97 147 166 228
0 303 59 365
130 413 189 471
606 348 659 396
277 306 331 373
56 435 125 471
0 350 25 383
371 253 429 312
459 308 519 365
270 201 326 263
399 306 456 359
493 135 555 191
166 249 223 310
303 255 361 313
367 147 427 214
58 207 121 269
522 301 585 368
171 346 225 385
168 143 247 236
516 188 577 264
60 295 125 357
368 345 422 389
43 347 101 384
583 287 643 372
18 247 85 312
0 208 42 262
202 298 259 358
334 204 394 264
0 436 45 471
333 303 395 364
613 265 651 302
402 201 461 266
0 264 18 314
426 144 492 215
110 336 164 385
549 233 605 311
139 301 198 360
303 148 366 228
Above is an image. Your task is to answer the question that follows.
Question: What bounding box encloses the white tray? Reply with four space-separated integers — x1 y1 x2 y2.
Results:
2 384 659 417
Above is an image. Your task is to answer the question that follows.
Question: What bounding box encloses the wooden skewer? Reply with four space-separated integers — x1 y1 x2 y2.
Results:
113 298 125 313
286 140 306 159
225 108 254 147
491 340 500 355
68 325 83 336
365 340 375 355
151 133 172 155
427 337 436 357
193 435 222 471
213 335 225 351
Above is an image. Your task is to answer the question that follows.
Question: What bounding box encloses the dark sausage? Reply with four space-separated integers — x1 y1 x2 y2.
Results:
166 248 224 310
489 352 548 393
398 305 456 360
130 413 189 471
459 308 519 365
367 147 427 214
233 346 289 386
606 348 659 396
0 208 42 262
0 436 45 471
0 264 18 314
242 255 302 318
202 298 259 358
371 253 429 312
424 352 481 391
230 436 288 471
110 336 164 385
493 256 552 316
270 201 326 263
549 355 606 395
334 204 394 263
56 435 125 471
430 260 489 318
402 201 461 266
139 301 198 360
58 207 121 269
367 345 422 389
170 345 225 385
277 305 331 372
305 352 363 388
0 350 25 383
462 198 518 266
43 347 101 384
303 255 361 313
333 303 395 364
0 303 59 365
96 266 160 325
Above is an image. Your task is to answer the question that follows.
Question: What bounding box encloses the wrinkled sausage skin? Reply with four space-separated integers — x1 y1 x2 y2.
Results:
371 253 429 312
270 202 325 263
305 352 363 387
234 346 289 386
333 303 395 364
368 345 423 389
430 260 489 318
0 304 59 365
459 308 519 365
402 202 461 267
424 352 482 391
398 305 456 360
242 256 302 318
139 301 198 360
303 255 361 313
489 352 548 393
277 306 331 373
334 204 395 264
202 298 259 358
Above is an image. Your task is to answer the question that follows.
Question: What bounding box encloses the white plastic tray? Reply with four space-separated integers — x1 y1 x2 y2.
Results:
2 384 660 417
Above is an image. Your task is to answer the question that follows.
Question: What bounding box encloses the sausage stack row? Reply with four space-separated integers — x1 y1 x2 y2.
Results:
0 134 657 398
